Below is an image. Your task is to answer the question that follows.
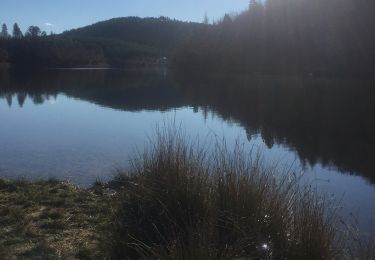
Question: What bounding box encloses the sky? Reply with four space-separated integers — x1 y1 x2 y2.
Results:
0 0 249 34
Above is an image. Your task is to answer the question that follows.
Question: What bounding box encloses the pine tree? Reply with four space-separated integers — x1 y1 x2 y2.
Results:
0 24 9 38
13 23 23 38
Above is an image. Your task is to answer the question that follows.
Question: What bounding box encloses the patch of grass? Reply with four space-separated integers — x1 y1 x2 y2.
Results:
109 127 340 259
21 242 57 260
0 178 111 259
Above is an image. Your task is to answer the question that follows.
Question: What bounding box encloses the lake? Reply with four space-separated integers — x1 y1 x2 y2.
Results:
0 68 374 228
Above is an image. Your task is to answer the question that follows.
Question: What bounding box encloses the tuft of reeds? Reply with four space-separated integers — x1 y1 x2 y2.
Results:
109 127 340 259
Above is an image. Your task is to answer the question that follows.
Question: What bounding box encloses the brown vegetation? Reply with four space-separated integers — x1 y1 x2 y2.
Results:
0 178 110 259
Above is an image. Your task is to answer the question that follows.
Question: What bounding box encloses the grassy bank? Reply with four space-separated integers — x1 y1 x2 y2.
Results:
0 178 111 259
1 129 374 259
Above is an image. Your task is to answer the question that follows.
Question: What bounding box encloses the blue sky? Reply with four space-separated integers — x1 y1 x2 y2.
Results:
0 0 249 33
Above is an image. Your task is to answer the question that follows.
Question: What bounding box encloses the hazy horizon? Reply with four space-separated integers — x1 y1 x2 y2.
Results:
0 0 249 33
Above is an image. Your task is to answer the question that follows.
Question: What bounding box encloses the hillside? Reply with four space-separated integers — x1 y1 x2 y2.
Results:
62 16 204 51
0 17 205 68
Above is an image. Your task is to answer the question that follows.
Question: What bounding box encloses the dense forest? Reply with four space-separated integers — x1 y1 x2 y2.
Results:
174 0 375 75
0 17 202 68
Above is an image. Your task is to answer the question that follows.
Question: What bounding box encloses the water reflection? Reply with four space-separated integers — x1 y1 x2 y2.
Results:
1 69 375 185
0 68 185 111
175 73 375 185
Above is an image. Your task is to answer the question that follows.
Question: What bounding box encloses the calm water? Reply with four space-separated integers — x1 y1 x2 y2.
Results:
0 69 374 227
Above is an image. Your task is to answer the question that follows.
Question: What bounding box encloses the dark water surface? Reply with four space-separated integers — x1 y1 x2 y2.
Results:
0 69 374 227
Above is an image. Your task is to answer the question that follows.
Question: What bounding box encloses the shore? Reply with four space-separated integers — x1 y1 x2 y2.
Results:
0 178 110 259
1 128 374 259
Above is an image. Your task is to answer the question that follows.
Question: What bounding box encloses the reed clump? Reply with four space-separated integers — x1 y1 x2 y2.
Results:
109 128 339 259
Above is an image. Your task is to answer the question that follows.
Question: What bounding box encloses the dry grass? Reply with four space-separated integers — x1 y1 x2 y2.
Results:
0 178 111 259
109 127 341 259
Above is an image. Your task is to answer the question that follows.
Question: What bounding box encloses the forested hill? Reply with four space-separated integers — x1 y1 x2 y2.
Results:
62 17 203 50
0 17 204 68
173 0 375 76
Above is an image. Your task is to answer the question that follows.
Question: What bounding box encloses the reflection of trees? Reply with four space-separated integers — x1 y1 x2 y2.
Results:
16 92 26 107
1 70 375 184
5 93 12 107
175 74 375 184
0 92 55 107
0 69 187 110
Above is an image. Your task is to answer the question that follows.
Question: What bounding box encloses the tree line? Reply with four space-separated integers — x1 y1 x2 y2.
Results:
1 23 48 39
0 23 52 65
0 21 154 68
173 0 375 76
